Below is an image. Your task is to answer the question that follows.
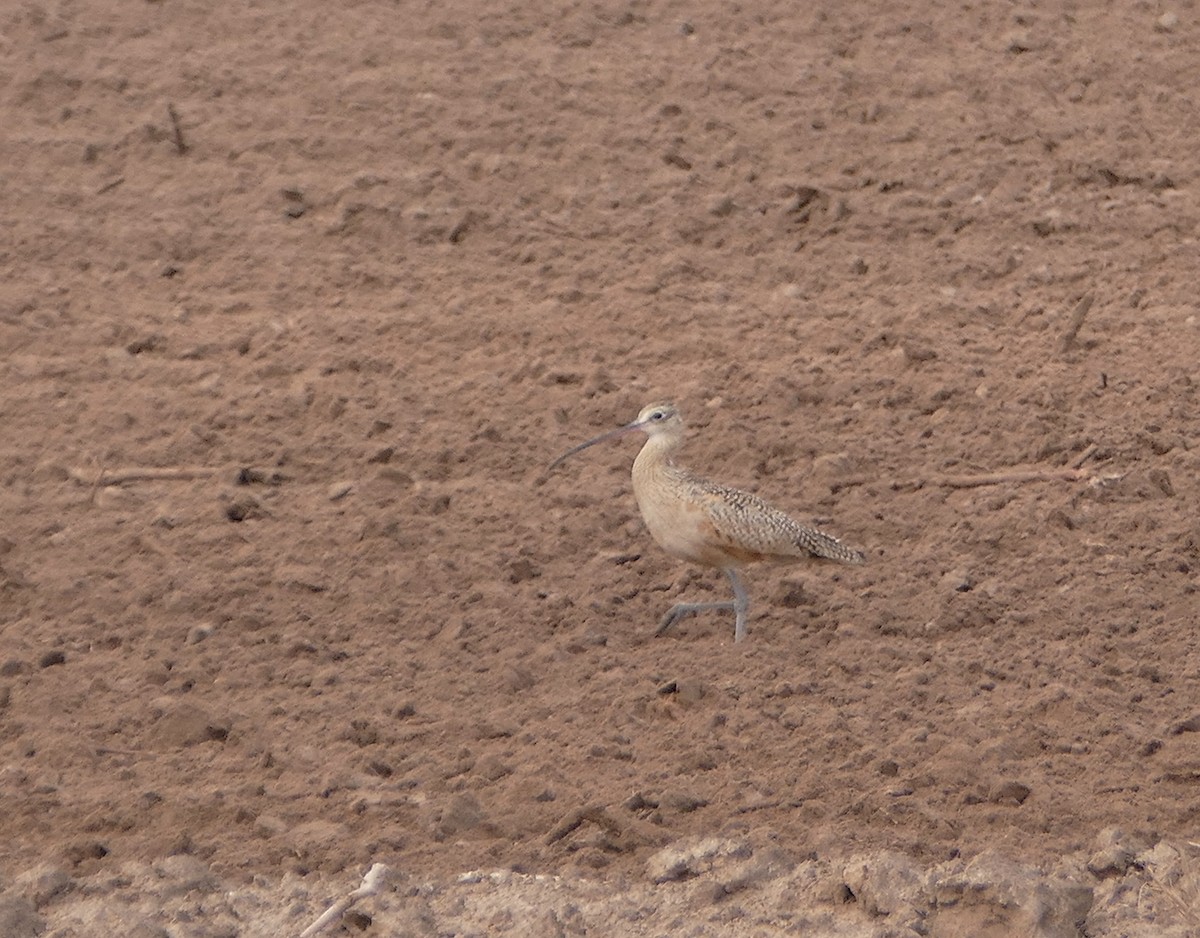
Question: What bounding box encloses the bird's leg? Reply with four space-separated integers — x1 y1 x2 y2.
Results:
654 568 751 641
725 568 750 643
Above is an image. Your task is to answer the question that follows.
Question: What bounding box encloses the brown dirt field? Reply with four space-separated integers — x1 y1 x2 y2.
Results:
3 0 1200 934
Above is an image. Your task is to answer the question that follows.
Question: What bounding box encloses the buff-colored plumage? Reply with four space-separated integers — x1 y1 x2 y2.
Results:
551 401 865 642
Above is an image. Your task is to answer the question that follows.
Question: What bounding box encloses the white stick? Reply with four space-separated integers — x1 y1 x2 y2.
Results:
68 466 218 485
298 863 391 938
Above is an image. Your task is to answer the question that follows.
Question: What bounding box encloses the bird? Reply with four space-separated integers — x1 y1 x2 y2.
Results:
549 401 865 642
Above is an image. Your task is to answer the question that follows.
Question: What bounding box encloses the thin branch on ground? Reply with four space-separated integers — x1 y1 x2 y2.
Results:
904 443 1105 489
298 863 391 938
1059 292 1095 352
934 466 1092 488
68 466 218 486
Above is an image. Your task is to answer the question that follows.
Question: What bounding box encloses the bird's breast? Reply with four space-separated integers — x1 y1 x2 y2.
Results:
632 468 757 567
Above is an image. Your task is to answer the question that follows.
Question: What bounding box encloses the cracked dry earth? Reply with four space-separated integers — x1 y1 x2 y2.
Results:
3 0 1200 935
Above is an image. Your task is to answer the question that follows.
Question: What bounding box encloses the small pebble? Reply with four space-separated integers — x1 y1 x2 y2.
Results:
1168 713 1200 735
940 569 974 593
989 780 1032 805
186 623 215 645
708 196 736 217
661 790 708 813
224 495 263 522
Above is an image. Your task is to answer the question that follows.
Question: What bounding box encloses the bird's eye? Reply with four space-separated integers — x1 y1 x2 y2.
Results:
651 411 665 421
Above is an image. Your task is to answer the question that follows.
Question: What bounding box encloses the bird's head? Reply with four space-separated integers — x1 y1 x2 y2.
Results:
632 401 684 439
549 401 685 470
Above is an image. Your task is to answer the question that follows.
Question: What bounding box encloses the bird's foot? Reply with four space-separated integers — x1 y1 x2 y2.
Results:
656 601 736 637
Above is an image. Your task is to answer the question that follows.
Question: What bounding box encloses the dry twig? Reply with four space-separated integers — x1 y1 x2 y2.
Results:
1069 443 1099 469
68 466 218 486
1059 292 1095 352
935 466 1090 488
911 443 1102 489
167 103 188 154
298 863 390 938
545 805 622 845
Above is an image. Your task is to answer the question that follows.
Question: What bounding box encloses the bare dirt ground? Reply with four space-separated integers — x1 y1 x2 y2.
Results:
3 0 1200 934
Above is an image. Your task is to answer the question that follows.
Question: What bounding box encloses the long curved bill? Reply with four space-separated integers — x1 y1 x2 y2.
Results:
548 420 643 471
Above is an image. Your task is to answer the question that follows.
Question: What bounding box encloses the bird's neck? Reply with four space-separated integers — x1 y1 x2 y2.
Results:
633 432 683 482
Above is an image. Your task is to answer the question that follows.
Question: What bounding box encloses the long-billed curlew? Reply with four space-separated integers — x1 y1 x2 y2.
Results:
550 402 866 642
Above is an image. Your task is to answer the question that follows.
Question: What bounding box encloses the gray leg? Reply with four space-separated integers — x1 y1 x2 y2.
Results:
656 600 735 636
654 568 751 642
726 568 750 643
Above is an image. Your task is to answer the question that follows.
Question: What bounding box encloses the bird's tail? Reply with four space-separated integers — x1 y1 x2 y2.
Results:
796 526 867 565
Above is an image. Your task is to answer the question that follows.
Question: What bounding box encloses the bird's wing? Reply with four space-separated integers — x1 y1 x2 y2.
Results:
693 480 866 564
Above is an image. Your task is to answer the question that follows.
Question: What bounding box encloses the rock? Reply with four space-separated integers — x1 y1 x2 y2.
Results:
390 901 439 937
146 701 231 749
152 853 217 895
1132 840 1190 902
254 814 289 838
13 863 72 907
809 452 855 489
1147 468 1175 496
185 622 215 645
436 793 486 837
939 568 974 593
1085 841 1194 937
327 480 353 501
842 851 925 916
1086 469 1177 503
775 582 811 609
286 820 352 860
52 905 168 938
715 845 794 897
224 494 264 522
0 895 44 938
660 790 708 813
1032 209 1074 236
988 780 1032 805
473 754 513 782
901 342 938 364
277 564 330 592
645 836 746 883
658 678 704 705
344 719 379 746
508 558 540 584
0 764 29 787
708 196 736 217
1086 828 1150 878
1005 31 1033 53
502 666 536 692
931 850 1093 938
1167 713 1200 734
1156 11 1179 32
